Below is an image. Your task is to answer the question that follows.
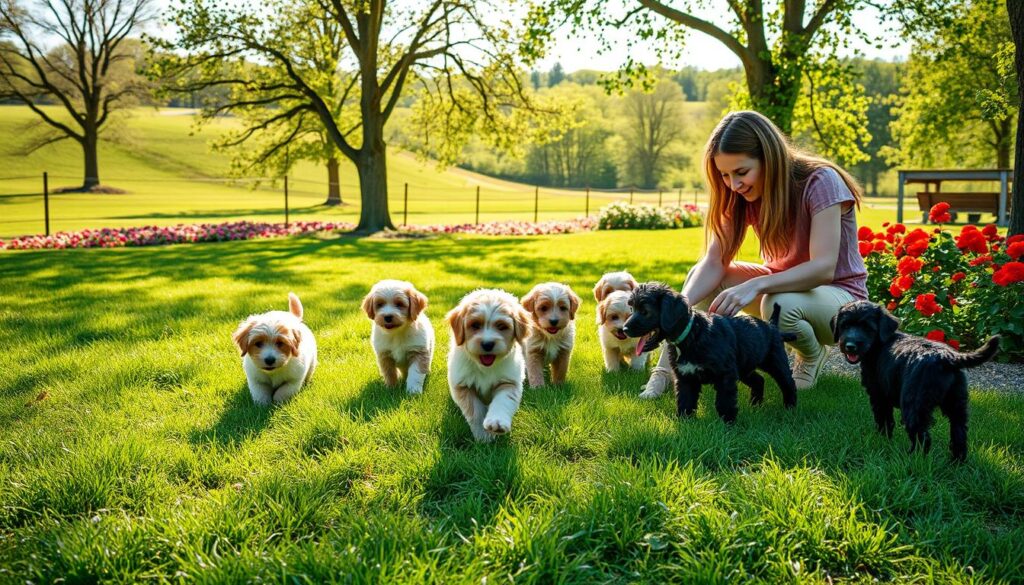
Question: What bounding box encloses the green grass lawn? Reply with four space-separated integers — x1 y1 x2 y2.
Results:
1 228 1022 583
0 105 940 239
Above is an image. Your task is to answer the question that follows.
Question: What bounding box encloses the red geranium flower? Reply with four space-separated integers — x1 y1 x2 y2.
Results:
929 202 951 224
1007 241 1024 261
951 271 966 282
859 241 873 257
992 261 1024 286
969 254 993 267
873 240 887 251
902 228 931 257
925 329 945 342
897 256 924 276
982 224 999 240
914 293 943 317
1008 234 1024 245
858 226 874 241
956 226 989 254
887 301 898 311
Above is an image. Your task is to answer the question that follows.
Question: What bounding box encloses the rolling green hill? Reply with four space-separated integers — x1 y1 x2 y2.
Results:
2 105 908 238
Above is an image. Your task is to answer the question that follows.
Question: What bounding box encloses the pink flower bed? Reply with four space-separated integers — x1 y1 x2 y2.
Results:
0 218 599 250
401 218 598 236
0 221 354 250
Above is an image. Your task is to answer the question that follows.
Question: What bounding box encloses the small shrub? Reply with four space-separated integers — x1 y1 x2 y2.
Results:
597 202 703 230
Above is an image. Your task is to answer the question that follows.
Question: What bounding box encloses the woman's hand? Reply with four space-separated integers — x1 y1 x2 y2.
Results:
708 278 763 317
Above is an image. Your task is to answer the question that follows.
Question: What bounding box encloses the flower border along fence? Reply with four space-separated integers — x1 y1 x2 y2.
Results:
859 202 1024 361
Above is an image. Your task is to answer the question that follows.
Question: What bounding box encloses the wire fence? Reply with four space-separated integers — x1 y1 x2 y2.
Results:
0 171 707 238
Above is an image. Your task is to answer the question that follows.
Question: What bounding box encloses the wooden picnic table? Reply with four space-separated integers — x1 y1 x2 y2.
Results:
896 169 1013 227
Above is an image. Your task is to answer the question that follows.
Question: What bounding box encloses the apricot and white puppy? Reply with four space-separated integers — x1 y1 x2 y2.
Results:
593 270 639 303
362 280 435 394
521 282 581 387
597 290 650 372
232 292 317 406
446 289 530 442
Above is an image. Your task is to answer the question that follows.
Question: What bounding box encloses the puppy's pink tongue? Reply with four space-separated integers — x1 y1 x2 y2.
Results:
480 354 496 366
635 334 648 356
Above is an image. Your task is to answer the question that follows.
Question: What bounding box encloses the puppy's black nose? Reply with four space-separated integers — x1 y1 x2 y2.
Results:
843 342 857 353
264 356 276 366
481 341 495 352
383 315 393 323
548 318 559 326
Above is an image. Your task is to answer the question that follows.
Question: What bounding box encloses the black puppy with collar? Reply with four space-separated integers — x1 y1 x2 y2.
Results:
832 300 1000 461
623 282 798 423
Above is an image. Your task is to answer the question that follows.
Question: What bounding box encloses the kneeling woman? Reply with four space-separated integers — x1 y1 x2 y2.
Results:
642 110 868 397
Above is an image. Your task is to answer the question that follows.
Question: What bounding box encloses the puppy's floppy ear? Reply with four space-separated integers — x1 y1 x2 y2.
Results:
446 304 467 346
521 286 539 314
361 291 377 319
625 275 638 291
288 327 302 357
877 304 900 343
232 318 256 357
593 276 608 302
407 286 428 320
567 288 581 320
596 298 609 324
513 305 532 344
829 313 839 339
659 290 688 334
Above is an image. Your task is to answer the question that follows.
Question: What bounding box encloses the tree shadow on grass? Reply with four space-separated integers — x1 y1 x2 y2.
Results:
340 379 409 422
419 401 522 535
188 384 274 447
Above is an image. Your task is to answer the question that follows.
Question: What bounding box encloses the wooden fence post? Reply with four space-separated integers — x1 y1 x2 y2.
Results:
403 182 409 226
43 172 50 236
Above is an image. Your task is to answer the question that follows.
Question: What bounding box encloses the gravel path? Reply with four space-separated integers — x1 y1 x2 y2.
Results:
818 350 1024 394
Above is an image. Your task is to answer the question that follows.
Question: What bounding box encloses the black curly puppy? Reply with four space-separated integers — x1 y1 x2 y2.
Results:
832 300 1000 461
623 282 798 423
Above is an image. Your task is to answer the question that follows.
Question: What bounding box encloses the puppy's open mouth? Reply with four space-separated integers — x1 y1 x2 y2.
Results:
545 326 560 334
842 351 861 365
634 328 660 355
479 354 496 366
613 330 628 340
382 323 400 330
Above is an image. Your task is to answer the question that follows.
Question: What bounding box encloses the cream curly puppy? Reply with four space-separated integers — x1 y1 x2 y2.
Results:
232 292 317 405
362 280 435 394
593 270 639 304
596 289 650 372
446 289 530 442
521 282 581 387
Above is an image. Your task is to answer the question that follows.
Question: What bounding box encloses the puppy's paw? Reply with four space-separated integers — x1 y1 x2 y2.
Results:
405 381 424 395
470 424 495 443
249 388 273 406
483 415 511 435
639 371 670 399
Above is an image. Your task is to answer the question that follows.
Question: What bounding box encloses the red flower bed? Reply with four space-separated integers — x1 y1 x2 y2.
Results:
860 203 1024 361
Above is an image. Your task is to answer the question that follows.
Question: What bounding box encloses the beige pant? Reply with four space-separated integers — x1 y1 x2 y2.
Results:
652 261 855 372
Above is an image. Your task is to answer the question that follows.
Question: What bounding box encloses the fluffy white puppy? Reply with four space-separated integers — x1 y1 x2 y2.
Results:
596 290 650 372
593 270 639 303
446 289 530 442
521 282 581 387
232 292 317 405
362 280 435 394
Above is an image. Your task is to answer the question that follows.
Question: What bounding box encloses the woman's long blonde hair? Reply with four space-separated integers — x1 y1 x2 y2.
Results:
704 111 862 264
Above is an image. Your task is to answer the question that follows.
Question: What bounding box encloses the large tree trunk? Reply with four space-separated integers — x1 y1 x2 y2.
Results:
746 59 801 135
82 131 100 191
354 142 395 234
1010 0 1024 237
324 156 343 206
997 118 1012 170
